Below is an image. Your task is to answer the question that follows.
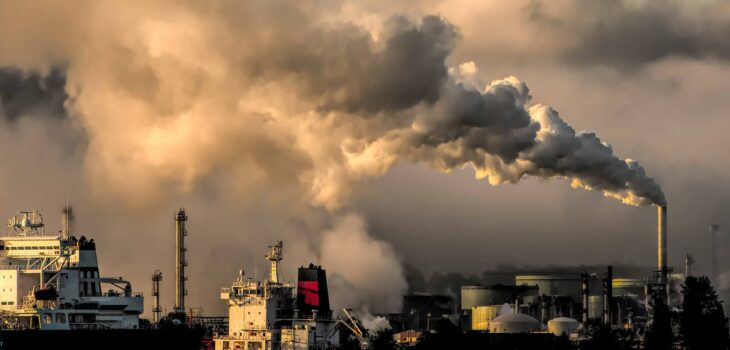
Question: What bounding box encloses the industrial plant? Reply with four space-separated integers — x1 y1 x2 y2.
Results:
0 198 724 350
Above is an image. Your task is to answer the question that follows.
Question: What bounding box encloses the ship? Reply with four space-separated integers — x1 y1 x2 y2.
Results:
214 241 367 350
0 210 204 350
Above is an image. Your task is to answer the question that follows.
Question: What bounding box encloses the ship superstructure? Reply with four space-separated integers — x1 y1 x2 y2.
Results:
214 241 341 350
0 210 143 330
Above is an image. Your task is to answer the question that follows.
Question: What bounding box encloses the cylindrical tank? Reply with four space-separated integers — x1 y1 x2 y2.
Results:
488 312 540 334
515 275 583 301
547 317 581 336
470 305 501 331
588 295 603 319
461 285 529 310
612 279 646 298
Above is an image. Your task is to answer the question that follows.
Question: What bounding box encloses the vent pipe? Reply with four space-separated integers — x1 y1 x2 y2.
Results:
174 208 188 313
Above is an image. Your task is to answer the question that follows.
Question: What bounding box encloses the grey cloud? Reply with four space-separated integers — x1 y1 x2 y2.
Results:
549 1 730 68
0 67 67 121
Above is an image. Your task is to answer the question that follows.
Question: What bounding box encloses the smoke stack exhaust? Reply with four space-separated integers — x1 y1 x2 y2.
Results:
657 206 668 282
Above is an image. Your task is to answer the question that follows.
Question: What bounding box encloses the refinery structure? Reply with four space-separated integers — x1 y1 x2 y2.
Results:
0 202 720 350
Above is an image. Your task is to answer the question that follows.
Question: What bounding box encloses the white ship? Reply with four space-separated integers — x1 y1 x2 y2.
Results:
0 210 143 330
214 241 345 350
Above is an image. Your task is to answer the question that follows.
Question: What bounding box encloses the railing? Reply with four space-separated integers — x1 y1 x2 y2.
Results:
69 322 113 330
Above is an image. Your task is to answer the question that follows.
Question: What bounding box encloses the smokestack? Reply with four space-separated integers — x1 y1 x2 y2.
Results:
685 253 694 278
581 273 589 324
710 224 719 282
603 266 613 326
657 206 668 282
174 208 188 313
152 270 162 323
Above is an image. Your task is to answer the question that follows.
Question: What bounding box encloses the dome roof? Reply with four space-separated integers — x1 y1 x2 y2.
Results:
491 312 539 323
549 317 579 323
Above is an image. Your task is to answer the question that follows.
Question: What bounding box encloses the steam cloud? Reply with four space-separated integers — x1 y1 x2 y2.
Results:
0 0 667 314
0 1 664 208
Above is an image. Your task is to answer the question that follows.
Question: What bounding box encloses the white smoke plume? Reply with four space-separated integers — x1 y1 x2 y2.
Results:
319 214 406 313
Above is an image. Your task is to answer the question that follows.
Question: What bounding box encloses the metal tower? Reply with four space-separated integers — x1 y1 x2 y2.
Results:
174 208 188 313
265 241 283 283
152 270 163 323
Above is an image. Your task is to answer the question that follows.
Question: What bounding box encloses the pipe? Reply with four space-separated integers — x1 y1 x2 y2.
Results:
657 206 668 282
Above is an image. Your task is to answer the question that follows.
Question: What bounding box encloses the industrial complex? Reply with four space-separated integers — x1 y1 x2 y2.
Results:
0 203 721 349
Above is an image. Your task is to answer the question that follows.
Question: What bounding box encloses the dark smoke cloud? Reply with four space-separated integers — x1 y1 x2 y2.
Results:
529 0 730 69
0 67 67 122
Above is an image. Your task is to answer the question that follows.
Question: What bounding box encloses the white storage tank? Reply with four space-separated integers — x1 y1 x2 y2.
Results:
488 312 539 334
547 317 581 336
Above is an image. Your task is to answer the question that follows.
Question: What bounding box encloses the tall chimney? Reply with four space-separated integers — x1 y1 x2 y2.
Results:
603 266 613 326
710 224 719 282
581 273 589 324
174 208 188 314
152 270 163 323
657 206 668 282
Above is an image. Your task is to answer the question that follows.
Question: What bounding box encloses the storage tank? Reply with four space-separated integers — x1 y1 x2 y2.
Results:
488 312 540 334
612 279 646 298
461 285 538 310
588 295 603 319
547 317 581 336
516 275 592 301
470 305 501 331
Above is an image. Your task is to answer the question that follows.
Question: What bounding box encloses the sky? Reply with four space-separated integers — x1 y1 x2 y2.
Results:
1 0 730 316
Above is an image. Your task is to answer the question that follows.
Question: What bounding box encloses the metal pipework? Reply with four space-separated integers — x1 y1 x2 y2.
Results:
174 208 188 314
657 206 668 282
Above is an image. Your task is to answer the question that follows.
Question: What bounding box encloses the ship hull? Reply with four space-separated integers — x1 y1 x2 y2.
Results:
0 328 205 350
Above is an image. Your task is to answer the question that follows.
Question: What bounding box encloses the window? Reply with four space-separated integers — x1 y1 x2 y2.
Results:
56 313 66 323
43 314 52 324
1 302 6 305
9 301 14 305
